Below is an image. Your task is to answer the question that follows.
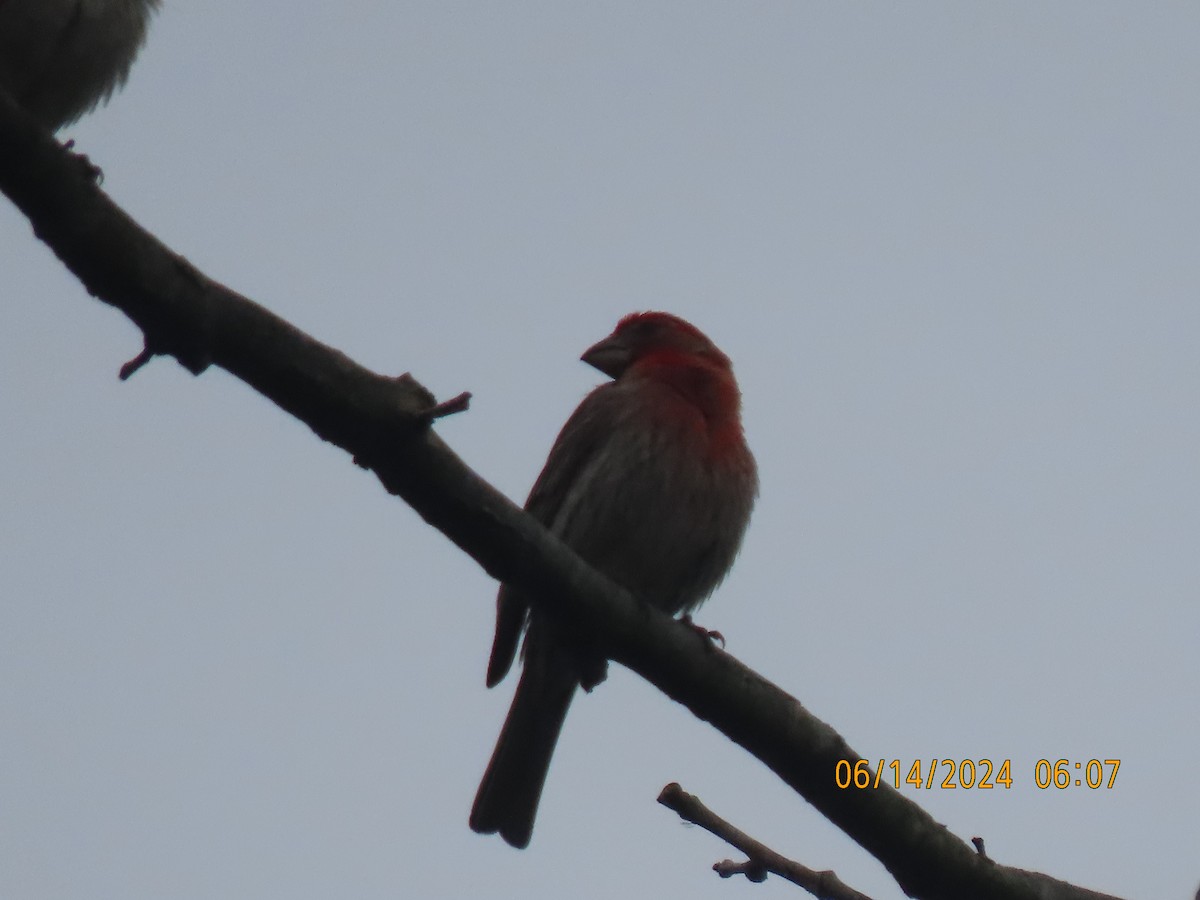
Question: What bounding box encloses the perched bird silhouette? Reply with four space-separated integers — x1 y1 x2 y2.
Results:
0 0 159 130
471 311 757 848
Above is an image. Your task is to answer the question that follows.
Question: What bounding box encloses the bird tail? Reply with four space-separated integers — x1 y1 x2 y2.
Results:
470 659 576 848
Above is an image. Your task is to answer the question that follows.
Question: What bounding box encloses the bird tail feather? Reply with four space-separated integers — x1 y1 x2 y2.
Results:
469 660 576 848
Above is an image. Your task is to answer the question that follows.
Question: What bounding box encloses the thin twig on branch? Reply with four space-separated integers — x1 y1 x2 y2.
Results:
659 782 874 900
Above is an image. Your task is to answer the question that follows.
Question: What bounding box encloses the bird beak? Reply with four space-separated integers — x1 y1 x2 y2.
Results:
581 333 631 379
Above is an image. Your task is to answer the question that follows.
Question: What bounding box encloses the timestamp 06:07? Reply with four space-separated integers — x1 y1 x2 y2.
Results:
834 758 1121 791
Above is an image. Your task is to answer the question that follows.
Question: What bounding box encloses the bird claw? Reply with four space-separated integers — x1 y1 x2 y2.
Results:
62 140 105 184
680 614 725 649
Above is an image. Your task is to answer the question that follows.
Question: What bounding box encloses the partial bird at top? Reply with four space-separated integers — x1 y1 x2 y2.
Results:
0 0 159 130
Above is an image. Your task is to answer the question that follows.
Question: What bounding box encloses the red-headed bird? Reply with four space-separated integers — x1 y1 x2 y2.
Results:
470 312 757 848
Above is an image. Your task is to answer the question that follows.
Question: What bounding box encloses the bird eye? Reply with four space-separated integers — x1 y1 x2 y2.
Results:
634 320 661 338
625 315 666 342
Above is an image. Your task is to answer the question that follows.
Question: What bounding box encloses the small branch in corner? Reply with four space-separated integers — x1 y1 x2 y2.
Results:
657 782 874 900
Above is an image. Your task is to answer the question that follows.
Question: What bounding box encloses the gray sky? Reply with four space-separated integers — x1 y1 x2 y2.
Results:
2 4 1197 898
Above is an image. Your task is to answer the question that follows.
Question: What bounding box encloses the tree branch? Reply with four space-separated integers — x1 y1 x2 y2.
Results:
659 782 875 899
0 88 1125 900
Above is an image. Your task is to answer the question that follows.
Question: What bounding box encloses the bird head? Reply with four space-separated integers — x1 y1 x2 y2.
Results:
581 312 731 379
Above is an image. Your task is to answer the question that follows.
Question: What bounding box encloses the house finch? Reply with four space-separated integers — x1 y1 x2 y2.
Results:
470 311 757 848
0 0 159 130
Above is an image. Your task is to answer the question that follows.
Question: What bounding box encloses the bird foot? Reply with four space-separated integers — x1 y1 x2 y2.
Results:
680 614 725 649
62 140 105 184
